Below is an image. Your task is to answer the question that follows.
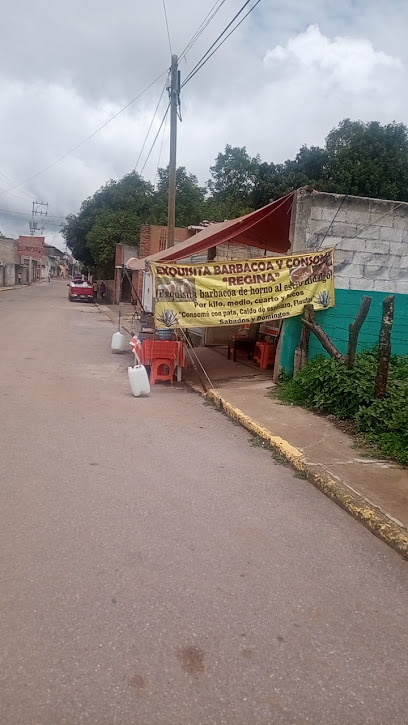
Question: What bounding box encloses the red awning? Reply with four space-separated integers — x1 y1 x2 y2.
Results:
126 191 295 270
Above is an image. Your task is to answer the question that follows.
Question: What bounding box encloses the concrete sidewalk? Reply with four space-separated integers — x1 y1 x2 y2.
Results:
186 347 408 559
96 302 135 334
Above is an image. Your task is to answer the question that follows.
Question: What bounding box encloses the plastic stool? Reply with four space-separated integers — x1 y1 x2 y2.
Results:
150 357 175 385
254 341 276 369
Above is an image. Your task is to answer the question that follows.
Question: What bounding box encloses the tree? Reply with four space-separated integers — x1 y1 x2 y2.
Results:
61 171 155 275
154 166 206 227
322 119 408 201
86 208 143 278
208 145 259 218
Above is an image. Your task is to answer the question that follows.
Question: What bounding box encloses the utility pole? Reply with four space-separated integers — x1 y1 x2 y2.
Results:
167 54 179 248
29 200 48 235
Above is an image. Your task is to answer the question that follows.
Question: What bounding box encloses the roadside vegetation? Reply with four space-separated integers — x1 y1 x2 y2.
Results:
62 118 408 277
275 350 408 466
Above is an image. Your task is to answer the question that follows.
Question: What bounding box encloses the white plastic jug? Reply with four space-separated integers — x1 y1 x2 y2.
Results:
128 365 151 397
111 331 127 353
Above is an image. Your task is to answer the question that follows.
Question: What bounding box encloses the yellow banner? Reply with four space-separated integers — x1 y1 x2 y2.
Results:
151 248 335 329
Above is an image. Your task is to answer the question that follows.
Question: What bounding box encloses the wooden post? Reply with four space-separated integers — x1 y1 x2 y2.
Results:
302 318 344 360
345 295 372 368
375 295 395 399
294 304 314 374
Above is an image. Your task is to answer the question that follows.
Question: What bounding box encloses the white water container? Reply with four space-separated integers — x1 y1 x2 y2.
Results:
128 365 151 397
111 331 127 353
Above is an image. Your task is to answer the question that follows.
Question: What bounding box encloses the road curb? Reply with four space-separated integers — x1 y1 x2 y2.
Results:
205 387 408 561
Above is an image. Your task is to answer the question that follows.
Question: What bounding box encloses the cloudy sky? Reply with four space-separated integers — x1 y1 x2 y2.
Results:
1 0 407 248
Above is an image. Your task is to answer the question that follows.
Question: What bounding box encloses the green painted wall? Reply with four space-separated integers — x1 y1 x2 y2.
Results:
280 289 408 376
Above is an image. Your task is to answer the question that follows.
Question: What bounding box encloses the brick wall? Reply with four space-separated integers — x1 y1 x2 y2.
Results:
134 225 195 310
140 225 191 258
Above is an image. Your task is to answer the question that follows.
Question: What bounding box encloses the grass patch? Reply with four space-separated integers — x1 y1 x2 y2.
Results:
250 436 289 466
276 350 408 466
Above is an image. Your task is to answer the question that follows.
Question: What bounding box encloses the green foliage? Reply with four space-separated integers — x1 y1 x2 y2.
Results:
277 352 408 465
62 117 408 277
278 351 378 418
86 208 142 278
322 119 408 200
208 145 260 217
154 166 206 226
61 171 155 275
356 358 408 465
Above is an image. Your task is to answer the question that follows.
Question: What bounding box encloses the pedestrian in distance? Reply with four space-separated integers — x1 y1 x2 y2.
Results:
99 281 106 300
93 280 99 301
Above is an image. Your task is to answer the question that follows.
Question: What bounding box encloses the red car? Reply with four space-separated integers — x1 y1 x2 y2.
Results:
68 277 94 302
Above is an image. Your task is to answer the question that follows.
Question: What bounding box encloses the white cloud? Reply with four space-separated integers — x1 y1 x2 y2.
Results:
1 3 408 248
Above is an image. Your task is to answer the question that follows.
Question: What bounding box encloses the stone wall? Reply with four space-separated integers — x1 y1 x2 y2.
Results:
291 188 408 294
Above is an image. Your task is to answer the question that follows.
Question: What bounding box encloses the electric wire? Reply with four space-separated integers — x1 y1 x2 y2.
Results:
3 70 168 194
134 81 167 171
162 0 173 56
0 170 34 200
179 0 228 61
154 110 169 189
182 0 262 88
181 0 261 88
140 103 171 176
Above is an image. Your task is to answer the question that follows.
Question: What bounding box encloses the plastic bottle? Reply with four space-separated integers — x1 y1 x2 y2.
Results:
111 331 127 353
128 365 151 397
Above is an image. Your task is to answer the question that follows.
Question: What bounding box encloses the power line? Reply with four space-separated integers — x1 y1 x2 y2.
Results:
0 207 65 220
179 0 228 61
2 69 168 194
154 109 169 189
162 0 173 57
182 0 263 88
0 184 35 203
0 169 34 201
140 103 171 176
134 81 167 171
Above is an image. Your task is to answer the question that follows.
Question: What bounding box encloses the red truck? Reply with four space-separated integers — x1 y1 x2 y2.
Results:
68 276 94 303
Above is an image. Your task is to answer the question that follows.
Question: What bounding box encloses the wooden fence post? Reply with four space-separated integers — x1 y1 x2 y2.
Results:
375 295 395 399
294 304 313 374
345 295 372 368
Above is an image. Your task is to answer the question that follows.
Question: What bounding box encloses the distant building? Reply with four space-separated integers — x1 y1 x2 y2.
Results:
114 224 201 304
0 235 25 286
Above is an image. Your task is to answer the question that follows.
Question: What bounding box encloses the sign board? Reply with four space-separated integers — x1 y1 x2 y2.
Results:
150 248 335 329
17 236 45 260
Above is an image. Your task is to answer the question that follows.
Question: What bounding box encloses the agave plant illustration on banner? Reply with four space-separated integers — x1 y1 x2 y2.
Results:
157 309 179 327
314 290 331 308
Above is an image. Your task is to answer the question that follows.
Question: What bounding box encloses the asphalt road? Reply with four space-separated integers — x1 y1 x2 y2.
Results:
1 281 408 725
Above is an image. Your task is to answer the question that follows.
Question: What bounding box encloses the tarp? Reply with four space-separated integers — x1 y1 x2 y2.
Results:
151 248 335 329
126 192 295 271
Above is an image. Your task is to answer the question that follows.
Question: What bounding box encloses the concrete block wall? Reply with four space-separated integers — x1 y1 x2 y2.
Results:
279 189 408 375
291 189 408 294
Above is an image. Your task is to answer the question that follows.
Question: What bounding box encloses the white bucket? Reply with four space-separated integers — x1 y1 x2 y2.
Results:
111 331 127 353
128 365 151 397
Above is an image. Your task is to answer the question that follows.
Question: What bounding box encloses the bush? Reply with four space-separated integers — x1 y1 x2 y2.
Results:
277 351 408 465
278 350 378 419
356 377 408 465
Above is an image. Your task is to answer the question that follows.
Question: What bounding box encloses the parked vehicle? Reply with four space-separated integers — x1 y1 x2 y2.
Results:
68 278 94 302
